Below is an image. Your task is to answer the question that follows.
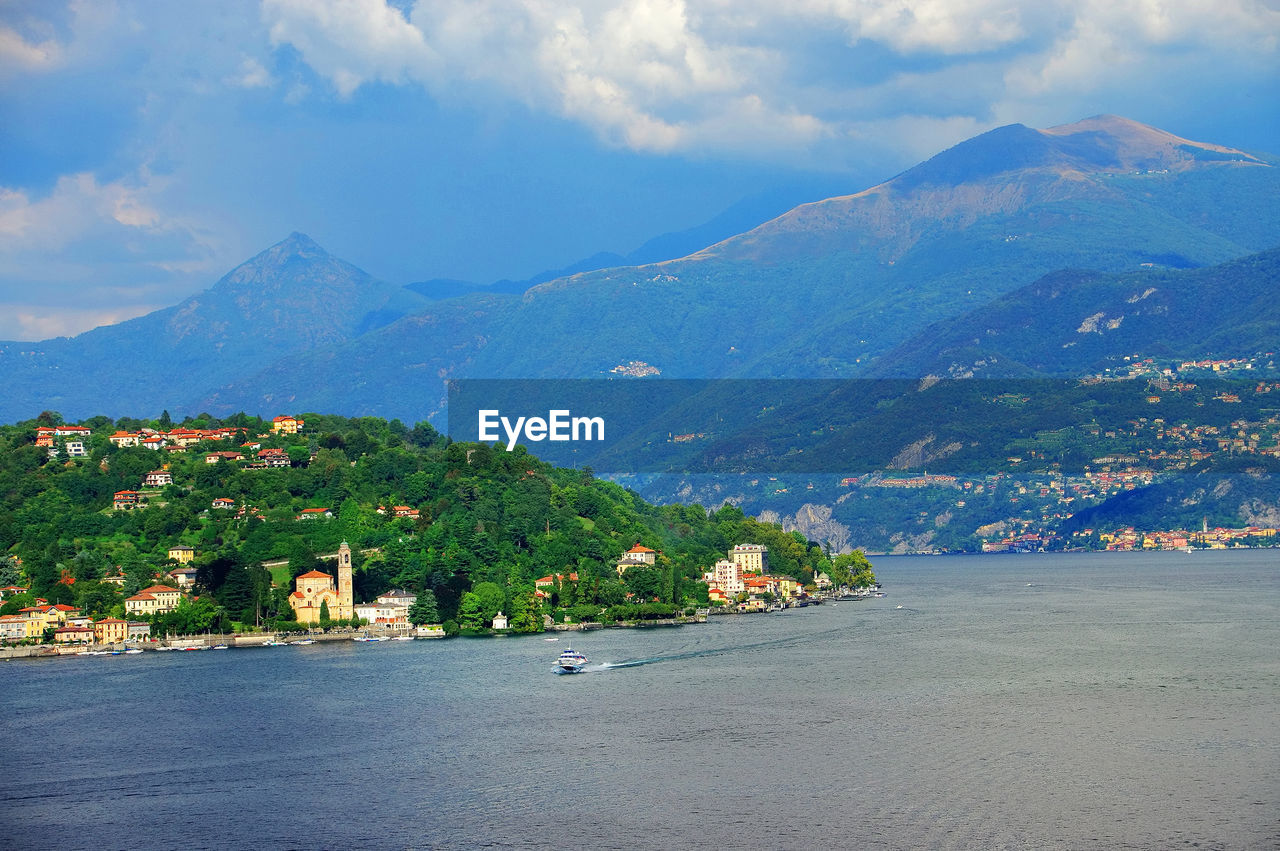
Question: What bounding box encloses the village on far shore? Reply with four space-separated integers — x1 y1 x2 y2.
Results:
0 536 869 657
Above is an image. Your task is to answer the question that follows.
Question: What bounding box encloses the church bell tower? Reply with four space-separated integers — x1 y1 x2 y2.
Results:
337 541 354 619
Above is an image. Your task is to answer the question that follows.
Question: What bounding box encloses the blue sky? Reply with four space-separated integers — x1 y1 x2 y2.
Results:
1 0 1277 340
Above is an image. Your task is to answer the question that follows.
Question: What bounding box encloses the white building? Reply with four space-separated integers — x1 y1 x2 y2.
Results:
712 559 744 598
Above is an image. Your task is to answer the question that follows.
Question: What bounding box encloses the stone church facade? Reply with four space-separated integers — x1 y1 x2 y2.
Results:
289 542 355 623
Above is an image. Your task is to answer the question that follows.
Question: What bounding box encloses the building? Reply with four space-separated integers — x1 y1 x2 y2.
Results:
729 544 769 574
491 611 509 630
377 589 417 608
109 431 140 447
127 621 151 641
353 597 412 632
54 624 95 644
296 507 332 520
711 559 744 598
169 567 198 588
205 451 244 465
113 490 141 510
63 440 88 458
94 618 129 644
288 542 354 624
0 614 27 642
167 546 195 564
271 415 304 435
211 497 235 510
143 470 173 487
616 543 657 576
124 585 183 616
259 448 291 467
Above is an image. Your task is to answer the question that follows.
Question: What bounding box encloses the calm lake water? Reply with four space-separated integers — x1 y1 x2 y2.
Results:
2 550 1278 850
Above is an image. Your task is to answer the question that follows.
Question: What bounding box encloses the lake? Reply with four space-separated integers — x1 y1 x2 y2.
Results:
2 549 1277 849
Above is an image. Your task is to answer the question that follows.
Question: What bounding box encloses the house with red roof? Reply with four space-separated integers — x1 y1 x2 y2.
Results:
271 415 304 435
143 470 173 487
615 543 657 576
124 585 183 616
109 431 140 447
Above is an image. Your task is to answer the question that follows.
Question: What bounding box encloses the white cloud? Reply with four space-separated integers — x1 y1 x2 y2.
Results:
0 25 63 73
229 56 274 88
0 170 223 339
260 0 1280 160
0 305 162 342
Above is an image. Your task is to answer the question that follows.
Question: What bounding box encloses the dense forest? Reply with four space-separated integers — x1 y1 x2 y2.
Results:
0 412 873 636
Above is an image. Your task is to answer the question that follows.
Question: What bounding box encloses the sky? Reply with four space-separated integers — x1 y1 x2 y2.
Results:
1 0 1277 341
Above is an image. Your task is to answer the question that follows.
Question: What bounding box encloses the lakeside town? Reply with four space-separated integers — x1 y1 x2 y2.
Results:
4 380 1277 657
0 537 865 656
3 412 883 655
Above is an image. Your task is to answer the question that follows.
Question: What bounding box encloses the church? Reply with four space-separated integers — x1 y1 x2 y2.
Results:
289 541 355 623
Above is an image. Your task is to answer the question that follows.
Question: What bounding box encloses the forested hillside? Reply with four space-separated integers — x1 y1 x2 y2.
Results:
0 413 869 635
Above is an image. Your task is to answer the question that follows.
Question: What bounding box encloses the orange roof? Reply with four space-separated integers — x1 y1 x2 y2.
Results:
296 570 333 580
125 593 156 602
627 544 655 553
138 584 180 594
95 617 128 624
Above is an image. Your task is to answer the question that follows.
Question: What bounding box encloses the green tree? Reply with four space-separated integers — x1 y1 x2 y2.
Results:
457 591 485 631
506 585 542 633
408 589 440 625
319 598 330 624
0 556 23 587
471 581 505 624
74 581 122 620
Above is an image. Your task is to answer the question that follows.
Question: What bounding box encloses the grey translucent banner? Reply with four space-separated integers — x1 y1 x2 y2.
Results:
447 378 1273 474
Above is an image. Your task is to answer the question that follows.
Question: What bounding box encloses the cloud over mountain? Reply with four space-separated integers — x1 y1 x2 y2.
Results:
263 0 1280 160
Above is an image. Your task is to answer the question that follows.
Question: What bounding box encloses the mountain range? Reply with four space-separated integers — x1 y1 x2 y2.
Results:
1 114 1276 427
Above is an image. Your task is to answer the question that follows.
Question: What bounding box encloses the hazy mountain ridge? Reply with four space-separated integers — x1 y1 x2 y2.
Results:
873 248 1280 378
1 115 1277 425
0 233 430 420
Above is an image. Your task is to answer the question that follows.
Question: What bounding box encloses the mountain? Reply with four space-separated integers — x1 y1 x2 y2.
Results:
198 115 1277 422
401 183 841 300
872 248 1280 378
0 233 429 421
2 115 1276 425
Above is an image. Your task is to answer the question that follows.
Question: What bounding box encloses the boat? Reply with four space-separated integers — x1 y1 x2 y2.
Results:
212 645 229 650
392 635 414 641
290 639 315 645
124 648 143 654
553 647 589 674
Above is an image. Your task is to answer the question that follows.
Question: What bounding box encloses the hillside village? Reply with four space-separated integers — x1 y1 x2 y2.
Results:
1 412 878 650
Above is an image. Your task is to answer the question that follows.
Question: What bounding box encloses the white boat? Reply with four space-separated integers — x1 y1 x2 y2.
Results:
392 635 414 641
553 647 589 674
212 645 229 650
290 639 315 645
124 648 143 654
